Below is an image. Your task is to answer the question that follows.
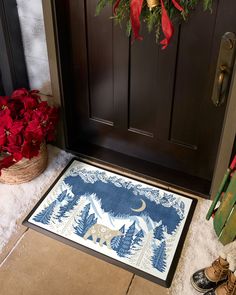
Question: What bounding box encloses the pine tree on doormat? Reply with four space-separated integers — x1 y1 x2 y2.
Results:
56 194 80 222
74 203 97 237
57 190 69 202
33 200 57 224
117 222 136 257
153 225 164 241
132 229 144 250
111 224 126 250
152 241 167 273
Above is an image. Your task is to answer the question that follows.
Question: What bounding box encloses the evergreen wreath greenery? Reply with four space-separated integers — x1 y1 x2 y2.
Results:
96 0 213 48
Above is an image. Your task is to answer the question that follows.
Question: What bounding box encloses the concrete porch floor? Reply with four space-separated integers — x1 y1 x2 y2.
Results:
0 229 167 295
0 145 220 295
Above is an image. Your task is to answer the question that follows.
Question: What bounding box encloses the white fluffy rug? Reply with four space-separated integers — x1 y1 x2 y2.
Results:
0 145 73 252
169 199 222 294
0 145 224 294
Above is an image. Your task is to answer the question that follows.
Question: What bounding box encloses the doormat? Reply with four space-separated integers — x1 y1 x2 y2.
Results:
23 158 197 287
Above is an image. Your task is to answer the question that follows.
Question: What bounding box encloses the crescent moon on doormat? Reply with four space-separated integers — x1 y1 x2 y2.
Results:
131 199 146 212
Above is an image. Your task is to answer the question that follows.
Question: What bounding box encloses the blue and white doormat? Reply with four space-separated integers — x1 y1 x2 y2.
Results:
24 159 196 287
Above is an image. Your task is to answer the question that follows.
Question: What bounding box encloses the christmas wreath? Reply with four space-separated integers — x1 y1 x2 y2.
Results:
96 0 212 48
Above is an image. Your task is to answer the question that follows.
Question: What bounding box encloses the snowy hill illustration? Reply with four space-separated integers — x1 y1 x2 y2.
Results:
83 193 159 234
63 169 184 234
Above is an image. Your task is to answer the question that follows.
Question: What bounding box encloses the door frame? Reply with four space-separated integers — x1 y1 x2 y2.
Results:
210 60 236 198
42 0 236 199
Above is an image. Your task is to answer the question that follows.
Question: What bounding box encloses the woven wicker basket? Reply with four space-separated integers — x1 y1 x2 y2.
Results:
0 143 48 184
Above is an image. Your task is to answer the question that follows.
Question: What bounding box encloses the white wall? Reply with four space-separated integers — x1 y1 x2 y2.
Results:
16 0 52 95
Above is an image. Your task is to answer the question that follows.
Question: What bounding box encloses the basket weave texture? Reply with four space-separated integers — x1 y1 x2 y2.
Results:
0 143 48 184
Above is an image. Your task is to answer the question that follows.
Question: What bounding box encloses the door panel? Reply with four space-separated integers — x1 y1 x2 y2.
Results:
54 0 236 191
87 1 114 124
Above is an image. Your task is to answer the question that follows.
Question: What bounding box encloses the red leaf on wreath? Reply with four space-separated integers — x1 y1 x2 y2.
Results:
113 0 121 14
130 0 144 41
171 0 184 11
160 0 174 49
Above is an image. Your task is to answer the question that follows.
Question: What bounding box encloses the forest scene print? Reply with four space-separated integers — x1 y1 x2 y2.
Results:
29 160 193 281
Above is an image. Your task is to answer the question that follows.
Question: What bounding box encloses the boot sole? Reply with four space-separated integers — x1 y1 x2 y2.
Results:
190 276 213 293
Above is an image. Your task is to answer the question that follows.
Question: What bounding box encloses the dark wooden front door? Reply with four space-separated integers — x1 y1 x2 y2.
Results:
54 0 236 196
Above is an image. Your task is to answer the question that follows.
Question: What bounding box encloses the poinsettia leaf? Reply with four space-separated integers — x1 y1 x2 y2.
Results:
0 127 7 146
24 121 44 142
13 152 23 162
0 96 9 108
11 88 28 99
22 140 40 159
23 96 39 110
7 134 23 151
0 111 13 128
10 121 24 135
23 109 33 121
0 154 15 173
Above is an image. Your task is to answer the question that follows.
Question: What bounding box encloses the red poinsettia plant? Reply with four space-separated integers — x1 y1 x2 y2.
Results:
0 88 58 174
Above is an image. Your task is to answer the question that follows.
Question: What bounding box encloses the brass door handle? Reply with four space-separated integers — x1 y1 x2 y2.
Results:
216 65 227 106
211 32 236 107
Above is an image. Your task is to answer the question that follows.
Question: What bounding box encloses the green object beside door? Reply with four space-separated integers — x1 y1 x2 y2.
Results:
206 156 236 245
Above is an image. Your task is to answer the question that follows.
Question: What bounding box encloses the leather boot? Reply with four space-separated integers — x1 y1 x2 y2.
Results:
191 257 229 293
204 271 236 295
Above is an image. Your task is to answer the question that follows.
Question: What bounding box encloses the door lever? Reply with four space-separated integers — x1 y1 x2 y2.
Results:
216 65 227 106
212 32 236 107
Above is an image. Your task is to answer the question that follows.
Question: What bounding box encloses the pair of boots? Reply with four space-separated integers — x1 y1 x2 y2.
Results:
191 257 236 294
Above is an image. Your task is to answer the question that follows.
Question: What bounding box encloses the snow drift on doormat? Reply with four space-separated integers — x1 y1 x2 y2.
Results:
23 159 196 287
